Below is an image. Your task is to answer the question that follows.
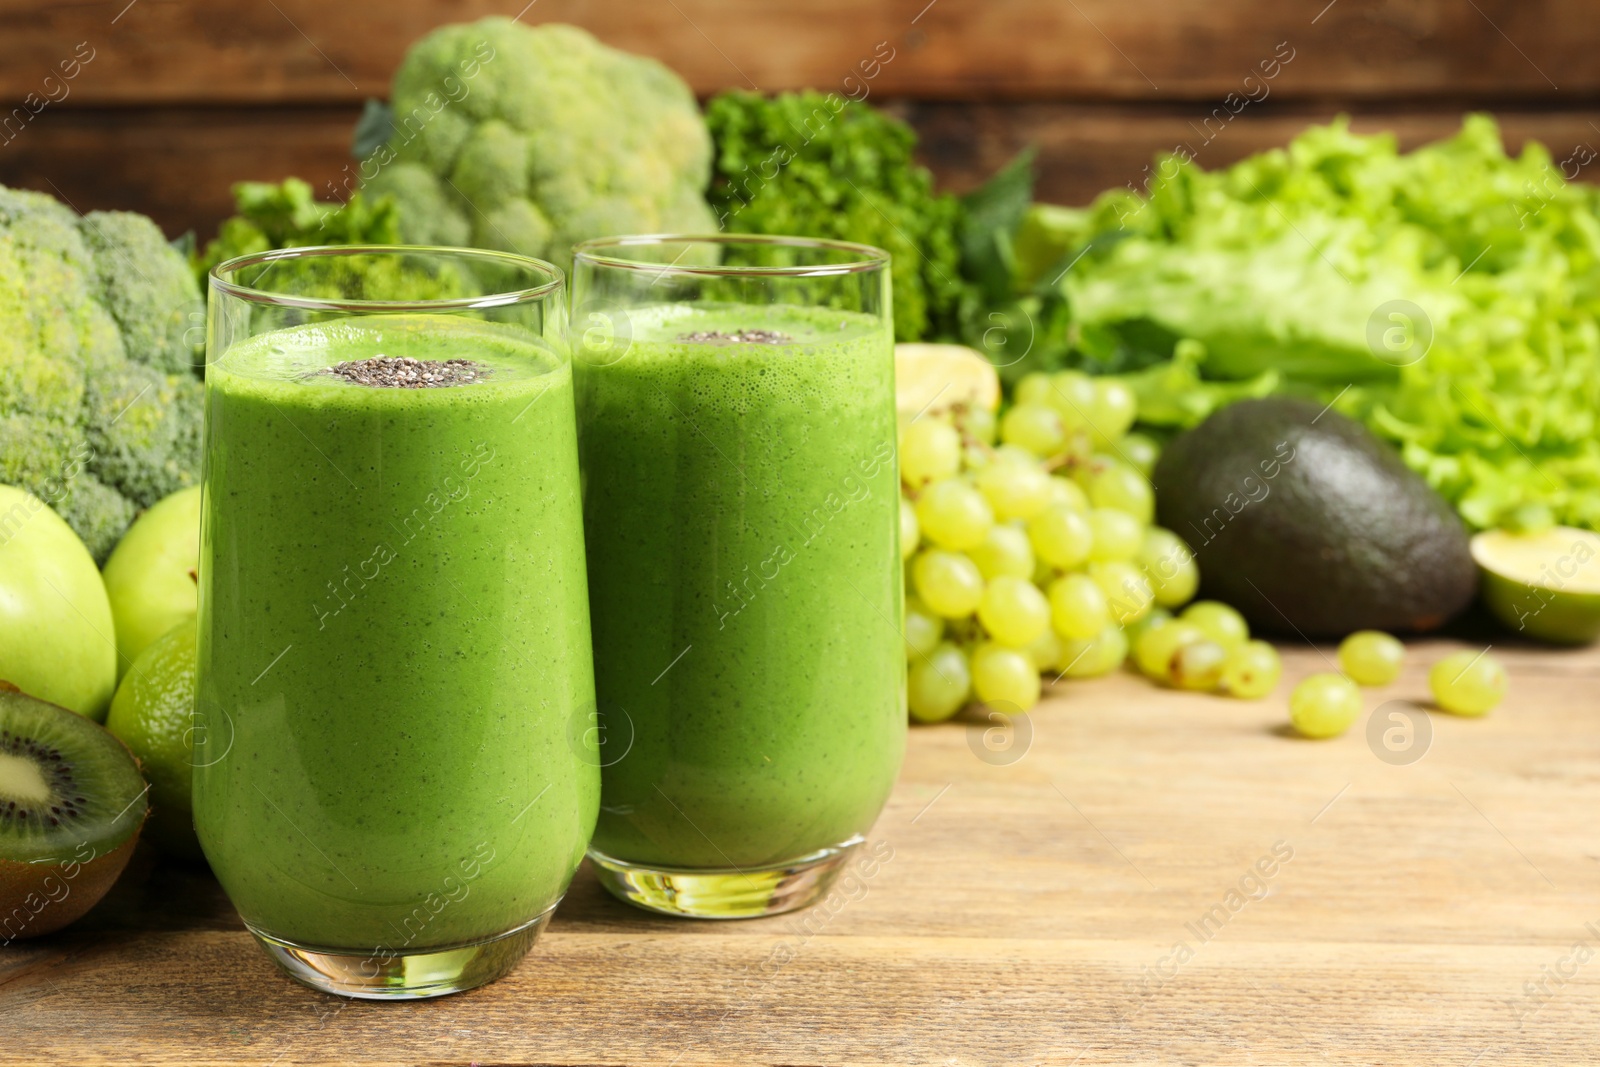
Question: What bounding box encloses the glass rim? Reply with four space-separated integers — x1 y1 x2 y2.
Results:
572 234 891 278
208 244 565 313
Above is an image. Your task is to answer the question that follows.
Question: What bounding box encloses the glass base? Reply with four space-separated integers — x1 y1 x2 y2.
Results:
248 903 556 999
589 836 863 919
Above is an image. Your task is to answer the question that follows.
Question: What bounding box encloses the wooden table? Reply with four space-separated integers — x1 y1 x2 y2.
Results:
5 637 1598 1065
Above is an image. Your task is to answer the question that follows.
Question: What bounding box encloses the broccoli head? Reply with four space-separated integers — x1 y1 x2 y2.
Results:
361 18 718 269
0 184 204 561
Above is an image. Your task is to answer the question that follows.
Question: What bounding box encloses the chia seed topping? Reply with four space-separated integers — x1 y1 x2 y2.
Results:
677 329 793 345
318 356 488 388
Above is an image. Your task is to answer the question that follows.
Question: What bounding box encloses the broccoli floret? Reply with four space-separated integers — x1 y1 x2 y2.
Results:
0 184 203 561
361 18 718 270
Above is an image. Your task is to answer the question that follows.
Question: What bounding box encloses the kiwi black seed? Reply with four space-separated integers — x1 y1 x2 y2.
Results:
0 685 148 940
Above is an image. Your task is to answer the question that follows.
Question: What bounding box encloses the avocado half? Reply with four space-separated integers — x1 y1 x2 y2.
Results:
1152 397 1477 637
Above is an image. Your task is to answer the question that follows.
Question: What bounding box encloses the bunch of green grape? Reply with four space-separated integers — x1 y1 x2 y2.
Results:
902 371 1206 722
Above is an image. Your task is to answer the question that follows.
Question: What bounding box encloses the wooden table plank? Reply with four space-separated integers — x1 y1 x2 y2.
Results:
5 638 1599 1065
1 0 1597 104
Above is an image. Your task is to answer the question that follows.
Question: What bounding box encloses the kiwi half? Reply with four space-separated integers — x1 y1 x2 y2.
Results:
0 685 148 940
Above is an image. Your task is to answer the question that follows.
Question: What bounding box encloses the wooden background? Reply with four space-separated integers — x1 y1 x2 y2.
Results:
2 0 1598 240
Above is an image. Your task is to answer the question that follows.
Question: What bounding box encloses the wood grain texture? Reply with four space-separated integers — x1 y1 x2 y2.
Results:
5 103 1599 241
5 639 1599 1065
0 0 1596 104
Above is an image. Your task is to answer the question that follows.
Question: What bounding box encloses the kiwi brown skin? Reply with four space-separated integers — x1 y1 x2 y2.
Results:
0 682 148 941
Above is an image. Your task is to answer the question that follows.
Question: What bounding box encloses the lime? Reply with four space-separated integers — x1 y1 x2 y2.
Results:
104 617 203 860
1471 527 1600 645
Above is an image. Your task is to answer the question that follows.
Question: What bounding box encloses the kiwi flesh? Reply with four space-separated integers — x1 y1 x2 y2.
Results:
0 685 147 940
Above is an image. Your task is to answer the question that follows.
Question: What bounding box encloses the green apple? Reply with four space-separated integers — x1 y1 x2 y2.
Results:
0 484 117 719
101 485 201 680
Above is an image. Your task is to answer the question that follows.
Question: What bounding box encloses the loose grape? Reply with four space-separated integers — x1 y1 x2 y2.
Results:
1026 628 1064 672
1338 630 1404 687
1028 504 1094 569
1014 373 1055 407
1047 371 1098 431
899 498 920 559
900 418 962 487
1049 476 1090 511
1086 508 1143 562
1138 527 1200 608
1119 432 1161 477
1123 606 1172 649
1180 600 1250 650
916 479 994 551
1087 379 1138 445
1049 573 1111 640
978 575 1052 649
1134 620 1204 679
904 598 944 661
1429 650 1506 716
1289 673 1363 738
1222 640 1282 700
908 643 972 723
970 523 1036 581
1000 403 1068 456
971 642 1042 711
1058 623 1129 678
1090 560 1155 625
1170 639 1228 690
976 459 1054 522
913 550 984 618
1086 461 1155 523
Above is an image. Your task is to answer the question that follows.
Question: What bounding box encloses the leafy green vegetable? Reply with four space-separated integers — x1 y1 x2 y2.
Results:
1055 115 1600 531
0 184 204 560
705 90 966 342
361 18 717 271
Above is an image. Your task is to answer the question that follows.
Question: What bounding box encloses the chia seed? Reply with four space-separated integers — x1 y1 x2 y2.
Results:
317 356 488 388
677 329 793 345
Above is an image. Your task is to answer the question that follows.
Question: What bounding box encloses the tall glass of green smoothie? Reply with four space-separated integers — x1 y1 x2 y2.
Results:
571 235 905 918
197 247 598 998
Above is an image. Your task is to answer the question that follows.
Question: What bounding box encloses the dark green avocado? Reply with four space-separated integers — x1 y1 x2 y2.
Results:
1152 397 1477 637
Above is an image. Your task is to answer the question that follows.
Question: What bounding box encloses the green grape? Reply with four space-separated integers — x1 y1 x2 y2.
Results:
908 642 972 723
971 642 1042 711
1123 605 1172 649
1028 504 1094 569
1047 370 1098 431
1058 623 1129 679
1014 372 1055 407
1086 508 1143 562
1133 619 1203 679
912 550 984 618
1026 627 1064 672
1429 650 1506 716
961 405 997 445
904 598 944 661
975 458 1053 522
900 418 962 487
1048 573 1111 639
1000 402 1068 456
993 444 1041 467
1222 640 1281 699
1087 379 1138 445
970 523 1035 580
1138 526 1200 608
899 498 920 559
1086 461 1155 523
978 575 1052 649
915 479 994 551
1049 476 1090 511
1180 600 1249 650
1090 560 1154 625
1119 432 1160 477
1170 639 1228 690
1338 630 1404 687
1289 673 1363 738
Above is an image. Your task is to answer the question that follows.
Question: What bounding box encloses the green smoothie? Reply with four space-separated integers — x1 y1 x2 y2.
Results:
576 302 905 870
194 314 598 953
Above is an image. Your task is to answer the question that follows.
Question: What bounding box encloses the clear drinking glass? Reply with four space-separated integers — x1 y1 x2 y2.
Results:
571 234 905 918
197 247 598 997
